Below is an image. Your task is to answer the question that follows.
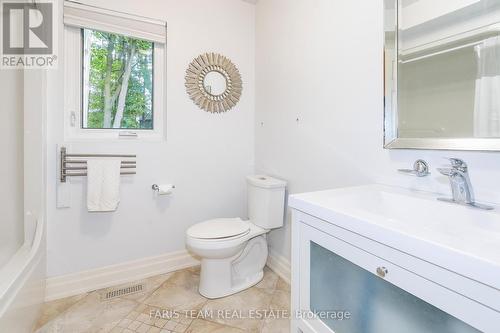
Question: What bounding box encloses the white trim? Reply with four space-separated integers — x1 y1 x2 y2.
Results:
45 250 199 302
64 0 166 43
63 26 166 142
266 249 291 284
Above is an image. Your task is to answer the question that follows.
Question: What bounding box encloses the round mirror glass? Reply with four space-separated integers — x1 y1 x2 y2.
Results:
203 71 227 96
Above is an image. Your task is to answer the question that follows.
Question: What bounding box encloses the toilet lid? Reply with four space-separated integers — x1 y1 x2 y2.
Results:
187 218 250 239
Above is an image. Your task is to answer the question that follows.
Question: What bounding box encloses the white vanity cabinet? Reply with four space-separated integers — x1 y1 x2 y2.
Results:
289 186 500 333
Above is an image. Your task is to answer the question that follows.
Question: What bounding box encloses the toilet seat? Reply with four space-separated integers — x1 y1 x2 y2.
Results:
187 218 250 240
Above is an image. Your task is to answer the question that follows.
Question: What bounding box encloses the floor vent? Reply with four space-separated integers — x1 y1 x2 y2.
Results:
104 283 145 300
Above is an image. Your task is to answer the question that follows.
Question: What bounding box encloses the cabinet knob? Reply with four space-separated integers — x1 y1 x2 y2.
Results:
376 267 388 278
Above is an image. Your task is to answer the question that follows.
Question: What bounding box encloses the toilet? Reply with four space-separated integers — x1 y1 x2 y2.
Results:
186 175 287 299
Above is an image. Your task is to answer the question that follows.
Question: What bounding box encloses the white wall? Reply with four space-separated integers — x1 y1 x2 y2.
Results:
0 71 24 268
47 0 255 277
255 0 500 261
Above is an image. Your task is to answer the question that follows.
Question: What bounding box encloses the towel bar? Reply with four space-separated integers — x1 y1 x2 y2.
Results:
60 147 137 183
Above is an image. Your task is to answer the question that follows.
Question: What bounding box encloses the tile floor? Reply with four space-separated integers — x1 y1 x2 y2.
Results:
35 267 290 333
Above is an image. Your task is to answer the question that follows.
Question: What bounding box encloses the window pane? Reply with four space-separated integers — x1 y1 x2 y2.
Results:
82 29 154 129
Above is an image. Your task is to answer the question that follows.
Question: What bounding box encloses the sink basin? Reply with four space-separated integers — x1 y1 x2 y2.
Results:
289 184 500 289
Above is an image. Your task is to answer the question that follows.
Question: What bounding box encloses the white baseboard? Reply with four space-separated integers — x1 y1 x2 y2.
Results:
45 250 199 302
266 250 291 284
46 248 290 302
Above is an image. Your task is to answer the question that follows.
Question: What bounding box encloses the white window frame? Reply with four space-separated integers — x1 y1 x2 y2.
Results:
64 26 166 141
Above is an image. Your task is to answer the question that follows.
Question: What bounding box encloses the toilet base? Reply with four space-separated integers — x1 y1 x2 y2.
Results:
198 235 268 299
199 265 263 299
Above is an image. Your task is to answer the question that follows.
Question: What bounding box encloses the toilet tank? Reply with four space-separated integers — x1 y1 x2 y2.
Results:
247 175 287 229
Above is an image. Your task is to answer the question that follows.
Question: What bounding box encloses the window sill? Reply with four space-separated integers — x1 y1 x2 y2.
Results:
63 130 166 143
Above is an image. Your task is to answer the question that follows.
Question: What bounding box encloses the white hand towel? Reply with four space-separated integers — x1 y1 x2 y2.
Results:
87 159 121 212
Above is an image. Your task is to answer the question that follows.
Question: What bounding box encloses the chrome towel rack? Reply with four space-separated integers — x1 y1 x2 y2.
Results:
60 147 136 183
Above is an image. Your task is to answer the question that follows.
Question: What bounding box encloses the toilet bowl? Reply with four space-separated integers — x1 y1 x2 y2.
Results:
186 175 286 299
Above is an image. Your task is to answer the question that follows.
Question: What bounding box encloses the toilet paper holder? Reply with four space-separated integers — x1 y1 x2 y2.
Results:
152 184 176 192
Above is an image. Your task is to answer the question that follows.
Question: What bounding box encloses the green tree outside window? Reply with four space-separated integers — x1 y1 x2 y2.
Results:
82 29 154 129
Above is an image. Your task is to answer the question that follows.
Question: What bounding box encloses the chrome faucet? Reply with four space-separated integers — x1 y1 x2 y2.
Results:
437 158 493 210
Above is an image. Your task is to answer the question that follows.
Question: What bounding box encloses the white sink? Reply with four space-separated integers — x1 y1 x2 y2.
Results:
289 184 500 290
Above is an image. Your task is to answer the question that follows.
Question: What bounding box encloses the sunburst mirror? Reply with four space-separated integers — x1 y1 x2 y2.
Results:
185 53 243 113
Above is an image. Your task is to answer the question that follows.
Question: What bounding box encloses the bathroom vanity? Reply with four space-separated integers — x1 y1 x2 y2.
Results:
289 185 500 333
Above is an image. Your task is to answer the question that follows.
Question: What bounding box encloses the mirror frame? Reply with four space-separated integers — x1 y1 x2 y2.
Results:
185 52 242 114
384 0 500 151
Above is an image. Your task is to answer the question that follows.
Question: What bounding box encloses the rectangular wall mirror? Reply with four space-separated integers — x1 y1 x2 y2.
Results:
385 0 500 151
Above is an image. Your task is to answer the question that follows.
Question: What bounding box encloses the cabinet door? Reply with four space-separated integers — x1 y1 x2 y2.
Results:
297 222 487 333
